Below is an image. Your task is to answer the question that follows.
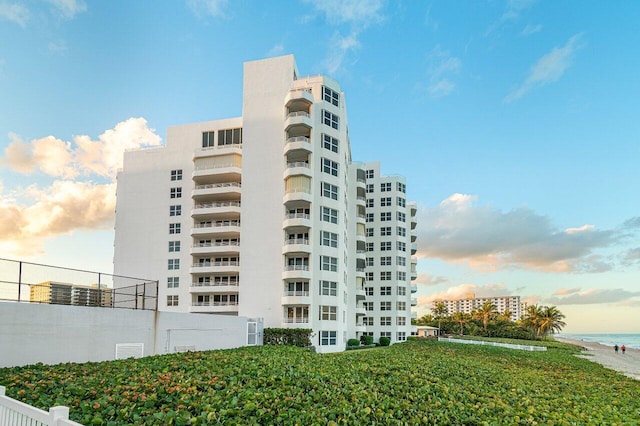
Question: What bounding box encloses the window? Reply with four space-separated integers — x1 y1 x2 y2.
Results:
398 242 406 252
169 223 181 234
322 134 339 153
365 243 374 252
321 207 338 224
366 257 374 267
322 182 338 200
167 277 179 288
380 271 392 281
167 295 179 306
218 128 242 145
380 212 391 221
397 332 406 342
381 182 391 192
320 256 338 272
365 287 374 296
380 286 391 296
380 332 392 339
397 182 406 193
366 228 374 237
320 280 338 296
365 272 374 281
202 131 215 147
168 241 181 252
170 187 182 198
168 259 180 270
366 184 374 193
380 256 392 266
320 305 337 321
363 317 374 326
169 205 181 216
320 330 337 346
397 271 406 281
323 86 339 106
398 302 407 311
366 199 374 208
380 227 391 236
381 197 391 207
321 231 338 248
398 212 406 222
397 317 406 326
171 169 182 181
397 227 406 237
380 242 391 251
366 213 374 223
363 302 373 311
366 169 375 179
380 316 391 326
397 197 406 207
380 301 392 311
322 158 339 176
397 256 406 266
323 110 339 129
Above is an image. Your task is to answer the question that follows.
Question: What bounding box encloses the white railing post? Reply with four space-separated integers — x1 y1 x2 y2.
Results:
50 406 70 424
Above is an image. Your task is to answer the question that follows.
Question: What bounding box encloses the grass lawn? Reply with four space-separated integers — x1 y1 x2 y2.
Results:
1 340 639 425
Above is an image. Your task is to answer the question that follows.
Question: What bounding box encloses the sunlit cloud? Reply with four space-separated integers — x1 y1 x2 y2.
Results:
544 288 640 305
553 287 581 296
418 46 461 98
0 118 161 257
485 0 537 37
415 274 450 287
505 32 585 102
0 1 29 27
416 193 622 273
45 0 86 19
520 24 542 36
186 0 228 18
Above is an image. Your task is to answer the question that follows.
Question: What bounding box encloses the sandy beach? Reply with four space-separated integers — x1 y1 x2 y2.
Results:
554 337 640 381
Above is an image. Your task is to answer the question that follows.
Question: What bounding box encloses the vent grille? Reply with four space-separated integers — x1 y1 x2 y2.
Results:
115 343 144 359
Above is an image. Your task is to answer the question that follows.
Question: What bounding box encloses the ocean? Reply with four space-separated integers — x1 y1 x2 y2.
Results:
557 333 640 350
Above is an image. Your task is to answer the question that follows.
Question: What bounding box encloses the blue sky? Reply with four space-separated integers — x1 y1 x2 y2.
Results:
1 0 639 333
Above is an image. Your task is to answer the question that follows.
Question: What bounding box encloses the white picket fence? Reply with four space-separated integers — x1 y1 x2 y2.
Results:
438 337 547 351
0 386 84 426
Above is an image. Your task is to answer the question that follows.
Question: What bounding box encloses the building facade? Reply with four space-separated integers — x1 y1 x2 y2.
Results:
30 281 112 307
113 55 417 352
432 294 522 321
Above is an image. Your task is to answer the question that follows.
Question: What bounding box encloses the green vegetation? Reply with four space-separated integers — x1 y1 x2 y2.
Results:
1 340 638 425
263 328 312 347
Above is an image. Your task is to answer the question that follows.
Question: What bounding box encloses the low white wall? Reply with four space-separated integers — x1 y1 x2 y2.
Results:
0 302 253 368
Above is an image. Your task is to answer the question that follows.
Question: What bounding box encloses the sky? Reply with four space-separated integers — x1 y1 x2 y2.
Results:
1 0 639 333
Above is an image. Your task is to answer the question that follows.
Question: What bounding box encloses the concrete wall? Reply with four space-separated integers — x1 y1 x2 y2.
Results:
0 302 256 368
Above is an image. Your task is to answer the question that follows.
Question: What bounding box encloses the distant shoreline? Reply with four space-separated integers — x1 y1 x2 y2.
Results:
554 336 640 381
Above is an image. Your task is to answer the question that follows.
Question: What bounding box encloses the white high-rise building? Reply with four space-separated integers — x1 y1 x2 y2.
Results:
113 55 417 352
433 294 522 321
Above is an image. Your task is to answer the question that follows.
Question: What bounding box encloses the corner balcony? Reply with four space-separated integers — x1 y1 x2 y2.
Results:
283 190 312 204
411 271 417 281
356 177 366 190
283 212 312 229
355 307 367 316
190 282 239 294
191 220 240 238
189 260 240 275
355 323 366 333
356 288 366 300
355 267 365 279
409 202 417 217
411 229 417 242
193 144 242 160
189 301 239 314
410 284 417 293
191 201 241 219
283 162 312 180
284 136 312 156
192 163 241 183
285 88 314 108
356 213 366 225
282 317 311 329
281 291 312 306
282 238 312 255
356 195 366 207
411 297 418 306
411 218 417 230
284 111 312 131
190 241 240 256
411 243 418 255
192 182 241 200
356 232 366 243
282 265 311 280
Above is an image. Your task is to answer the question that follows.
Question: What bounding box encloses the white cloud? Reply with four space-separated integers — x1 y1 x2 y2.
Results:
485 0 537 37
0 1 29 27
267 43 285 57
415 274 450 287
0 118 161 257
48 41 68 55
45 0 87 19
505 32 585 102
304 0 384 26
186 0 228 18
420 46 461 98
416 193 618 273
544 288 640 305
521 24 542 36
323 31 361 74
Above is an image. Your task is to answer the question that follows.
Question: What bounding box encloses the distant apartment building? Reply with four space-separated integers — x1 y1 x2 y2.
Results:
30 281 112 307
113 55 418 352
432 294 522 321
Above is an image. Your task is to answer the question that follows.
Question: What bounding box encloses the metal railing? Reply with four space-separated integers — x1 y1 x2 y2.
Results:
191 281 239 287
192 301 239 307
193 220 241 228
284 265 310 271
194 182 242 190
192 241 240 248
283 317 310 324
286 136 310 144
192 261 240 267
193 201 241 209
283 291 310 297
286 162 310 168
285 213 310 220
287 111 310 119
285 238 310 245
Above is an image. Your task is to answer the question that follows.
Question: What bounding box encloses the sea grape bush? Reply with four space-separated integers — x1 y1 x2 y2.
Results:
1 340 638 425
263 328 312 347
379 337 391 346
347 338 360 347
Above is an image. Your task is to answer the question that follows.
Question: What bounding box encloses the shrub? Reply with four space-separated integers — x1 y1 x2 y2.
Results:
263 328 312 347
347 338 360 347
379 336 391 346
361 335 374 345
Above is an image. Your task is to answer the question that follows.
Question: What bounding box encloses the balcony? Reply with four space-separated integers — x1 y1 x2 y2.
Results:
282 317 311 328
282 265 311 280
355 307 366 316
410 284 418 293
284 136 312 155
189 260 240 275
411 218 417 230
283 161 312 179
192 182 241 200
356 196 366 207
411 229 417 243
356 214 366 225
283 212 312 229
282 238 311 254
193 144 242 160
191 220 240 237
190 241 240 255
355 323 366 333
192 201 241 219
283 189 312 204
409 202 417 216
356 288 366 300
411 243 418 255
189 301 239 314
284 111 312 131
356 177 366 189
192 163 241 182
281 291 312 306
411 271 417 281
285 88 314 107
190 282 239 294
355 267 365 279
411 298 418 306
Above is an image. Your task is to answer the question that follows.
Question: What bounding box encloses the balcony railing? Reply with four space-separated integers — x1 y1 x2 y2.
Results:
357 177 366 183
192 261 240 267
286 161 310 168
199 143 242 152
192 301 239 307
285 238 309 245
194 162 241 171
283 291 310 297
193 241 240 248
284 265 310 271
356 267 365 272
285 213 310 220
193 220 240 228
286 136 310 144
194 182 242 190
287 111 310 119
191 281 239 287
283 317 310 324
194 201 241 209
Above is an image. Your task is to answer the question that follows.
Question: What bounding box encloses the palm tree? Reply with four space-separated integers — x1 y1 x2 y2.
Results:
451 312 470 335
499 309 513 322
537 306 566 337
413 314 434 326
522 304 544 338
473 301 497 334
432 301 448 333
